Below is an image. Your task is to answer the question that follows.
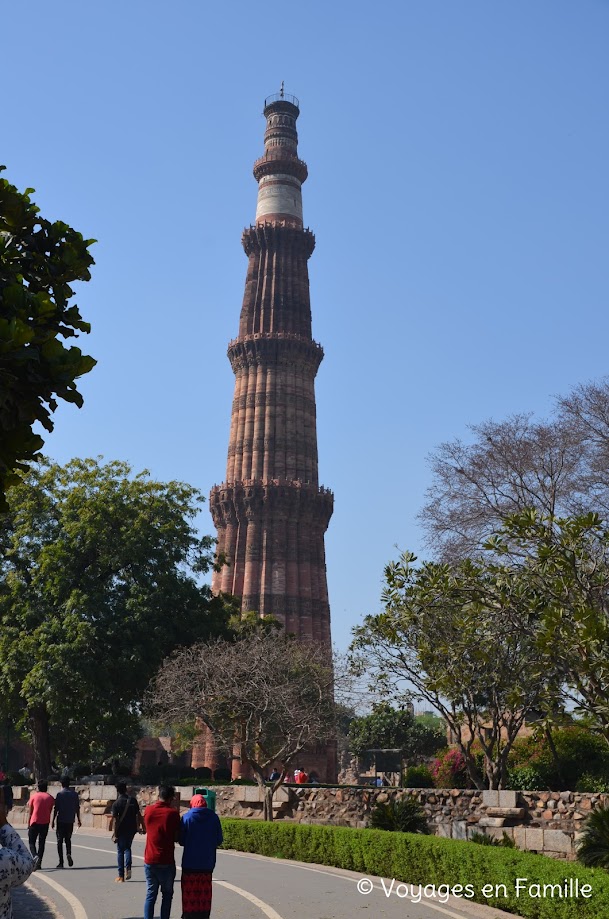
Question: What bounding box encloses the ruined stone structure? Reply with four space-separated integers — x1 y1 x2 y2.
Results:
209 93 333 647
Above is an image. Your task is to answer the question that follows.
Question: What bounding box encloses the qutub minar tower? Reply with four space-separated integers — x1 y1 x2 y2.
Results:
205 88 335 779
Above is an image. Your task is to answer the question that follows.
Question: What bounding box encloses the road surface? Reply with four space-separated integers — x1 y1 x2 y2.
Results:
17 827 512 919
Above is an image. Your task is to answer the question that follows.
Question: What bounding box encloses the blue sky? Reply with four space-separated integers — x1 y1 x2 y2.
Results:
4 1 609 651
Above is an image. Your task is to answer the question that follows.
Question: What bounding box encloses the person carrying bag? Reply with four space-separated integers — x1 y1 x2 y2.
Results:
109 783 144 883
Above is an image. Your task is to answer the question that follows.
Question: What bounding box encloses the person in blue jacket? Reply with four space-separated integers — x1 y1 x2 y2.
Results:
179 794 223 919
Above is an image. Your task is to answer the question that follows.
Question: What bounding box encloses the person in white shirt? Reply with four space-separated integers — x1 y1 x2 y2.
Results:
0 792 34 919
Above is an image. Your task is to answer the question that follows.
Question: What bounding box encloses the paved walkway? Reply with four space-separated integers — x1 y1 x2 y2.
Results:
11 826 515 919
13 882 61 918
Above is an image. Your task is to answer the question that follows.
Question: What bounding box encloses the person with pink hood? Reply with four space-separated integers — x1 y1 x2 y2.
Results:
179 794 223 919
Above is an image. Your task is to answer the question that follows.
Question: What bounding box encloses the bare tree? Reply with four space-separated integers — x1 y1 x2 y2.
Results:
420 403 598 561
421 414 582 559
557 378 609 518
145 633 339 820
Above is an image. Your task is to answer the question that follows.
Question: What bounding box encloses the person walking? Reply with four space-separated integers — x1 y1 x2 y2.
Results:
0 789 34 919
143 785 180 919
26 781 54 870
180 794 223 919
110 782 143 883
51 777 81 868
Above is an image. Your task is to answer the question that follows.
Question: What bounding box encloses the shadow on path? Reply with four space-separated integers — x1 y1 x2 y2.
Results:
13 882 60 918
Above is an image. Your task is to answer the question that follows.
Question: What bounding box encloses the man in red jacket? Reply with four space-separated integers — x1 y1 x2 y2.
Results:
143 785 180 919
27 781 55 870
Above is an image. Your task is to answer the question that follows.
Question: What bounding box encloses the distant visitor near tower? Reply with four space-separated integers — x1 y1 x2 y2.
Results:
209 90 334 649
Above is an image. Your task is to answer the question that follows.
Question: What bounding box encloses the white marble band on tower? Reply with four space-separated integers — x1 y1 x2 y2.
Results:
256 173 303 224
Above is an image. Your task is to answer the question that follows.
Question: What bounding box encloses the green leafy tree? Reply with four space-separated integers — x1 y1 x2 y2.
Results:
0 457 231 778
488 511 609 745
348 703 414 755
351 551 559 790
348 702 445 762
0 170 96 507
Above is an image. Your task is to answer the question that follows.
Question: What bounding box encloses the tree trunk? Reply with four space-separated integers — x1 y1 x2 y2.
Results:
461 746 485 790
28 703 52 781
545 726 565 788
263 785 274 822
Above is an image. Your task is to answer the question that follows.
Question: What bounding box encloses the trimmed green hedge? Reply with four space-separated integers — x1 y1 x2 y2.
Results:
220 819 609 919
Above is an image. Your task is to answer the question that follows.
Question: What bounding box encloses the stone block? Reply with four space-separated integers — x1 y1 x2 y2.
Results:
487 827 512 842
513 827 526 849
92 814 112 829
93 785 118 800
478 817 506 827
452 821 467 840
436 822 452 838
498 790 517 808
237 786 263 803
482 790 499 807
525 828 544 851
543 830 572 854
486 807 526 818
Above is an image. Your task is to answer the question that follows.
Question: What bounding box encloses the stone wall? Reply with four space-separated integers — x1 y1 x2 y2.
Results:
9 782 606 860
213 785 607 860
9 783 170 830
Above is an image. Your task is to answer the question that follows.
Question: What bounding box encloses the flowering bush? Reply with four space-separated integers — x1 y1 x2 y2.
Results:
431 748 467 788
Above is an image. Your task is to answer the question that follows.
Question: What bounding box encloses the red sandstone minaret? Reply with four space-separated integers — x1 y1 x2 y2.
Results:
209 89 333 649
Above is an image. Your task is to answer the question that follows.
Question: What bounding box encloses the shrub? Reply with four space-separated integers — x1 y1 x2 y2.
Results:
138 765 163 785
194 766 212 781
403 765 434 788
369 796 429 834
213 767 231 782
509 726 609 791
508 765 548 791
576 774 609 794
578 805 609 869
431 748 467 788
470 830 515 848
220 819 609 918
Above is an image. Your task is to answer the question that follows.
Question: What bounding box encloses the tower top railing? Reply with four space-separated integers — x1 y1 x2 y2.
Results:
264 92 299 109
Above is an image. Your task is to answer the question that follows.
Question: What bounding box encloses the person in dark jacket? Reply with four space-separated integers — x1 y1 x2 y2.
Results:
110 782 144 883
51 777 81 868
179 794 223 919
